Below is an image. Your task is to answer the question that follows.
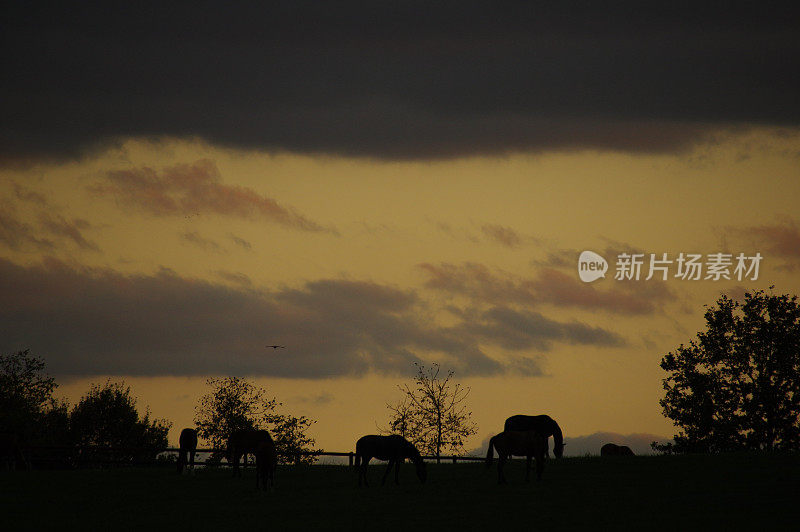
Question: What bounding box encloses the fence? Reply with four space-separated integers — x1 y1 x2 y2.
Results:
163 448 485 467
13 445 486 469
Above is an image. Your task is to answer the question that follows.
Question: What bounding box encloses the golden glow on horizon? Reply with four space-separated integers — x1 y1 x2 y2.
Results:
3 128 800 451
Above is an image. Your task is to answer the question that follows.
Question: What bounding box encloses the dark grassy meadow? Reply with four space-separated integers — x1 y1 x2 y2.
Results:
2 453 798 531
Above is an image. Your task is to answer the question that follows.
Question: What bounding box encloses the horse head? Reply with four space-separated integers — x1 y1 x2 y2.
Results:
415 458 427 483
554 441 566 458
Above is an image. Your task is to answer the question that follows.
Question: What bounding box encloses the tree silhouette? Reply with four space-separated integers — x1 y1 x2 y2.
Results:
0 349 65 447
657 288 800 453
70 381 171 462
386 363 477 461
194 376 318 464
1 350 55 433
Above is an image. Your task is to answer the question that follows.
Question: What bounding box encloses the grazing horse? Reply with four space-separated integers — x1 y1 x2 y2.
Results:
503 414 565 458
255 436 278 491
228 429 273 477
486 430 548 483
355 435 427 487
177 428 198 474
601 443 635 456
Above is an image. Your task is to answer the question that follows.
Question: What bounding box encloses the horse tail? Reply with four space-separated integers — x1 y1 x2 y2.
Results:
486 435 497 467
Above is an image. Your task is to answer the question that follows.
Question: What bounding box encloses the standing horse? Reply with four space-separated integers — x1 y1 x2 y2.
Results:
228 429 273 477
0 432 28 471
355 435 427 487
177 428 198 474
504 414 565 458
600 443 635 456
255 436 278 491
486 430 548 483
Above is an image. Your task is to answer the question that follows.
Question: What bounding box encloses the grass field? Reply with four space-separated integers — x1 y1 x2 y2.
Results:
2 453 798 531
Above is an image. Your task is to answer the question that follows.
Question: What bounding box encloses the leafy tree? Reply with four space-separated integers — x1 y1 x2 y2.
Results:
656 289 800 453
0 349 58 442
386 363 478 461
268 414 317 465
194 377 318 464
70 381 171 462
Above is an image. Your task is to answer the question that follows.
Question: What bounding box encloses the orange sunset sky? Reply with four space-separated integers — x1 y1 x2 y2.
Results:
3 3 800 455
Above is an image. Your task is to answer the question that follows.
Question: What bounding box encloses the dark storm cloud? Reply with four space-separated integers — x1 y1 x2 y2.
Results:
3 2 799 163
0 258 622 378
0 258 623 378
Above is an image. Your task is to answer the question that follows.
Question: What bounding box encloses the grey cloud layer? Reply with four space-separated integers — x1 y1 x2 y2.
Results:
3 2 799 163
419 261 675 315
0 258 624 378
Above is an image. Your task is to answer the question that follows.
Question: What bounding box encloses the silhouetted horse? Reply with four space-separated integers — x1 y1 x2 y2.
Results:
228 429 273 477
255 435 278 491
355 435 426 487
0 432 28 471
177 428 198 474
486 430 548 483
600 443 635 456
504 414 565 458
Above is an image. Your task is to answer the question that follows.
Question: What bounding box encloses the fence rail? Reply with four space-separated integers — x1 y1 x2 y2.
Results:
14 445 485 468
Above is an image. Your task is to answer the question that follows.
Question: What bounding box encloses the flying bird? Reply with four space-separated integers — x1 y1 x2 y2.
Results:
266 345 286 349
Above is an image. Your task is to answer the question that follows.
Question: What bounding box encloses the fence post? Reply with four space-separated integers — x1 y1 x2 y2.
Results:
348 452 354 467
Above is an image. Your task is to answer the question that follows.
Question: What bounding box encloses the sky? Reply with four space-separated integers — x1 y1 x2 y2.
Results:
2 2 800 455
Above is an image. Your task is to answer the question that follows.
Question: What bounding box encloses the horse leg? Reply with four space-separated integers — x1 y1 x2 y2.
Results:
381 459 395 486
526 455 532 482
497 455 507 484
232 452 241 477
394 459 401 485
536 450 544 480
358 457 369 487
189 450 195 474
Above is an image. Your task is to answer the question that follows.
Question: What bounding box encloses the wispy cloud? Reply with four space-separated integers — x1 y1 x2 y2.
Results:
463 306 626 351
13 183 48 206
213 270 252 287
728 218 800 271
38 213 98 251
229 234 252 251
90 160 335 233
481 224 523 248
181 231 223 253
419 261 675 315
0 205 54 251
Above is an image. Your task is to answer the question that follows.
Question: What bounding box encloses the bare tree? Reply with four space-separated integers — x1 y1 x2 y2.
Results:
386 363 477 462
